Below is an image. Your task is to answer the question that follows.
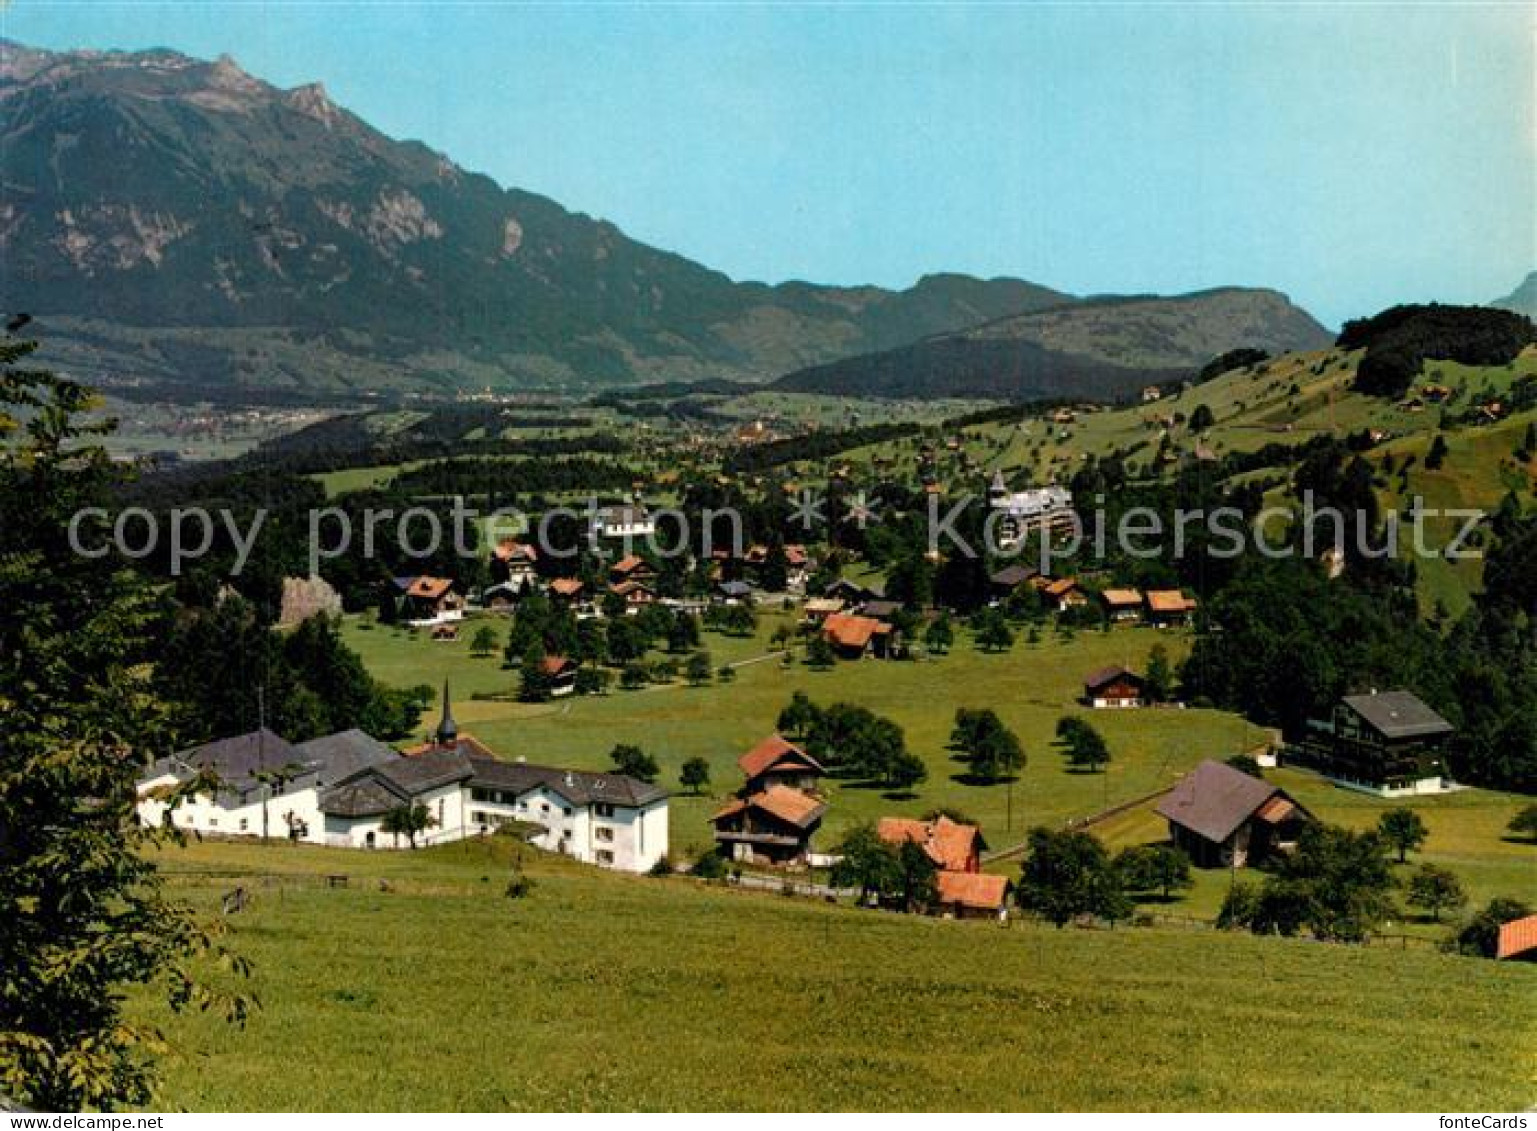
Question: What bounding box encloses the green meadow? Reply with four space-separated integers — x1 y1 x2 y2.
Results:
344 611 1251 853
134 837 1534 1111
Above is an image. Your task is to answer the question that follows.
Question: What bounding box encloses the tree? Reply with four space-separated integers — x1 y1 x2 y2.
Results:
1188 403 1216 432
518 642 552 702
923 614 954 654
895 840 939 912
805 633 836 669
685 650 714 686
382 802 435 849
619 662 648 690
973 608 1014 652
1062 718 1111 773
1254 824 1397 941
1454 896 1532 958
1425 433 1449 470
830 823 904 904
716 664 737 684
1115 845 1193 900
1377 807 1429 863
777 690 821 738
1506 804 1537 843
610 743 660 783
1406 864 1467 922
1144 643 1173 703
1017 828 1129 927
667 611 701 654
0 333 250 1109
952 708 1024 783
679 756 711 795
470 624 499 657
574 667 612 696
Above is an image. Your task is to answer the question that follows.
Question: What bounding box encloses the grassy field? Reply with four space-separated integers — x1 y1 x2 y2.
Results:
133 837 1535 1111
344 612 1252 854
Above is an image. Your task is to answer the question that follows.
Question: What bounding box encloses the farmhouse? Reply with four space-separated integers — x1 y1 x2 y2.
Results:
481 581 522 611
823 612 893 658
548 576 588 605
1295 689 1454 795
540 655 579 697
1145 589 1197 627
877 814 986 873
1098 588 1144 623
711 784 826 867
395 575 464 624
823 577 883 604
738 734 825 795
1083 665 1145 709
934 871 1012 920
491 539 539 589
1155 759 1312 868
609 579 656 609
1040 577 1088 611
715 580 754 604
609 554 658 585
988 564 1039 600
802 597 846 623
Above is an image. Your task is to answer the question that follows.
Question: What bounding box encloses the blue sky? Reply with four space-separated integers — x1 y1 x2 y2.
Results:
4 2 1532 326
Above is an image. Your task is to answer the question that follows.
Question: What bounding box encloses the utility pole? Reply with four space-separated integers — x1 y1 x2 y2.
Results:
258 685 269 845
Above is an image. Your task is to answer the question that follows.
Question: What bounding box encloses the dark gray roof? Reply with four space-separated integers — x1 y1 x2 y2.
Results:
717 580 753 597
293 729 399 782
990 564 1039 587
1342 690 1454 740
470 757 667 808
319 777 408 818
148 728 307 801
1156 759 1280 844
859 599 902 619
376 748 476 794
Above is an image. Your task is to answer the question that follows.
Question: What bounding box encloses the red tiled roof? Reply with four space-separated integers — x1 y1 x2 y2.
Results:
877 815 983 872
406 576 454 600
611 555 650 575
711 785 825 829
609 580 654 598
936 871 1010 910
1496 915 1537 960
738 734 824 780
402 733 497 759
549 578 585 597
1146 590 1195 614
1100 588 1143 607
494 540 538 562
824 613 881 650
1044 578 1080 598
540 656 577 677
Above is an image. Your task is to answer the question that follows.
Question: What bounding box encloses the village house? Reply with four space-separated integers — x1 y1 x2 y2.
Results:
1083 665 1145 709
823 612 894 659
876 814 986 873
608 554 658 586
1145 589 1197 627
1155 759 1312 868
715 580 754 605
1098 588 1144 623
1294 689 1455 795
823 577 884 605
988 564 1040 601
547 576 589 608
540 655 579 698
801 597 846 623
481 581 522 612
1039 576 1089 612
394 575 464 624
490 539 539 589
738 735 825 795
710 784 826 867
934 871 1013 921
608 578 656 611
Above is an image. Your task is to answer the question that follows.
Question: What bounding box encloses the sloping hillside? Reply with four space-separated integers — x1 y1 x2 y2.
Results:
772 289 1332 401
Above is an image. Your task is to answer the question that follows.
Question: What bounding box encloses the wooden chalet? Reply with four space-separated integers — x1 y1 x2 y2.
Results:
1039 577 1088 611
1083 665 1145 709
1156 759 1312 868
934 871 1012 920
738 735 825 795
1496 916 1537 962
396 575 463 622
490 540 539 587
823 612 893 659
609 555 658 586
1098 588 1144 623
802 597 846 623
988 564 1040 600
608 579 656 610
547 577 587 604
1145 589 1197 627
711 785 826 867
1294 689 1453 795
541 655 579 698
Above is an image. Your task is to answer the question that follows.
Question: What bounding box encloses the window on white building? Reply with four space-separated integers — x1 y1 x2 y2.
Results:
595 850 614 865
595 802 615 818
595 826 614 842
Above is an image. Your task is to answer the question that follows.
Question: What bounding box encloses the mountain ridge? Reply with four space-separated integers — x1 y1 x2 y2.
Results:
2 38 1329 400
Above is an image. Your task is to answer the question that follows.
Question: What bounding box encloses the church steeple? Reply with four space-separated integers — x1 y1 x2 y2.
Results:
435 679 458 747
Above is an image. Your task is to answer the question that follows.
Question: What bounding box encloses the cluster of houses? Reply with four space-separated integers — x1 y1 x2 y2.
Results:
136 687 670 873
987 569 1199 626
